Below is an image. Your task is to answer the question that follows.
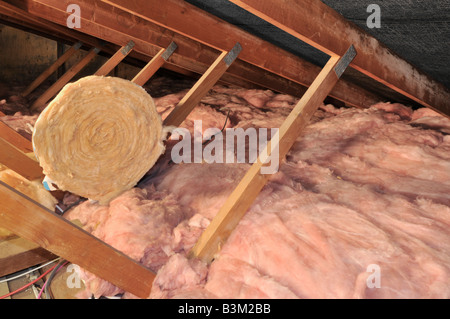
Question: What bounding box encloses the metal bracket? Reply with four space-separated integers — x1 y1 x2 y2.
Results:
334 45 357 78
161 41 178 61
121 40 135 55
224 42 242 66
74 41 83 50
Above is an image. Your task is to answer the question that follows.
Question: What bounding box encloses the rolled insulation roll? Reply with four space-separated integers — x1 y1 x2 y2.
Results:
32 76 165 205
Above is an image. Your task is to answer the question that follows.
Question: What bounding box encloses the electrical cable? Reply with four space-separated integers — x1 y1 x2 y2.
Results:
39 259 68 299
0 258 60 284
0 263 58 299
202 108 231 145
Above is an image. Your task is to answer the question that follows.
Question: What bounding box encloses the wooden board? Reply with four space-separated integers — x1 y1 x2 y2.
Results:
0 137 43 181
0 0 106 51
22 41 83 97
0 180 155 298
163 43 241 127
0 121 33 153
229 0 450 117
132 42 177 86
0 237 56 278
103 0 381 108
27 0 312 99
94 40 134 76
30 46 102 111
189 46 356 263
26 0 381 107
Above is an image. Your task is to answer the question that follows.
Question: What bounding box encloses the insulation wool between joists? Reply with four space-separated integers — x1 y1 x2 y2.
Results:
32 75 165 205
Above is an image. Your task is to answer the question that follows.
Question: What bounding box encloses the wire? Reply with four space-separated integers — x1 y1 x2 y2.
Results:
202 108 231 145
39 260 68 299
0 263 58 299
0 258 60 284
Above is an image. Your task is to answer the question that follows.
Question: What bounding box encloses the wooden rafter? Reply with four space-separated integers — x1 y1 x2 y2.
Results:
22 41 83 97
94 40 135 76
25 0 380 106
229 0 450 117
26 0 310 98
0 236 57 278
103 0 381 108
190 45 357 263
0 0 104 49
0 121 33 153
31 46 102 111
0 180 155 298
132 42 177 87
164 43 242 127
0 137 43 181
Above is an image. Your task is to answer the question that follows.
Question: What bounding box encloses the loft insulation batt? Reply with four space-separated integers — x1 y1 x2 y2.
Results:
64 86 450 299
32 76 165 204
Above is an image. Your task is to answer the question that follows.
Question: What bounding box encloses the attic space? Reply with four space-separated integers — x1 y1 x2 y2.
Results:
0 0 449 301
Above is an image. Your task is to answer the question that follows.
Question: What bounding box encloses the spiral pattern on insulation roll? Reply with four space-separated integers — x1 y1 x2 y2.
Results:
32 76 165 204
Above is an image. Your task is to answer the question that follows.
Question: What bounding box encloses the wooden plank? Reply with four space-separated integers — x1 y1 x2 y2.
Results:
94 40 134 76
0 237 56 277
0 137 43 181
22 42 83 97
103 0 381 108
163 43 241 127
27 0 380 107
31 46 102 111
189 46 356 263
27 0 313 100
132 42 177 86
0 111 5 117
0 0 105 49
229 0 450 117
0 121 33 153
0 180 155 298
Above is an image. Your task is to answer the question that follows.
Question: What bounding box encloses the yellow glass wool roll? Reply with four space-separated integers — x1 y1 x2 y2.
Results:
32 76 165 205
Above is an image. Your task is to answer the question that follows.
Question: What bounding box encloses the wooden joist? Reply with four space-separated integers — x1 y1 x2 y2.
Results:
0 0 105 50
27 0 307 97
103 0 381 108
0 180 155 298
0 236 57 278
26 0 381 106
0 121 33 153
22 41 83 97
0 137 43 181
132 42 177 86
94 40 135 76
190 46 357 263
229 0 450 117
31 46 102 111
164 43 242 127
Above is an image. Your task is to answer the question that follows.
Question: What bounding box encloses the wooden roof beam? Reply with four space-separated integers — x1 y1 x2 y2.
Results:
27 0 308 97
0 180 155 298
103 0 382 108
0 0 105 49
0 137 43 181
191 46 357 263
229 0 450 117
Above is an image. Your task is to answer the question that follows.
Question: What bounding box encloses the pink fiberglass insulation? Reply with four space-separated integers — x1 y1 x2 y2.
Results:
63 86 450 299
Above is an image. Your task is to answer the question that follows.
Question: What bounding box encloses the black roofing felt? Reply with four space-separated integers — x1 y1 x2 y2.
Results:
186 0 450 106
